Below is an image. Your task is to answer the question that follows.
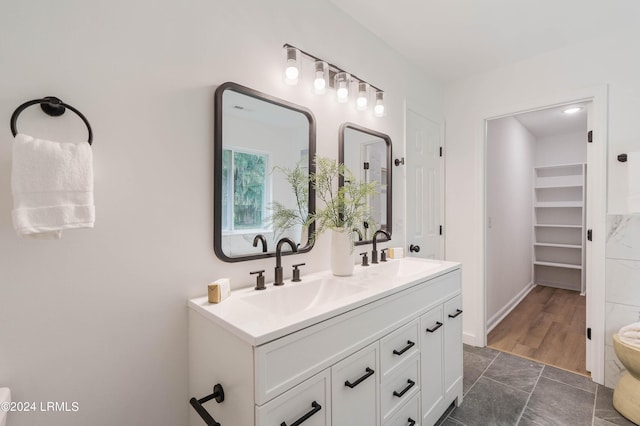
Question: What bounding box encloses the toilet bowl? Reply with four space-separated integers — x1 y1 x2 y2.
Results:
613 333 640 425
0 387 10 426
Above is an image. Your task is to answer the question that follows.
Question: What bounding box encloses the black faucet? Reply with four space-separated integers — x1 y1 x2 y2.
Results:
371 230 390 264
274 237 297 286
253 234 268 253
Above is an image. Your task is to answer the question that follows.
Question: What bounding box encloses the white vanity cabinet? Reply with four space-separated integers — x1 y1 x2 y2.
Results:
189 262 462 426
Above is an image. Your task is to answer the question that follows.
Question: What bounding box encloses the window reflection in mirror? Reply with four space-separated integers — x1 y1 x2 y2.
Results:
214 82 316 262
339 123 392 245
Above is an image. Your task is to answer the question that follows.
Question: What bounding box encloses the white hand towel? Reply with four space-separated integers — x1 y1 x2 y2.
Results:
619 321 640 348
11 133 95 238
627 152 640 213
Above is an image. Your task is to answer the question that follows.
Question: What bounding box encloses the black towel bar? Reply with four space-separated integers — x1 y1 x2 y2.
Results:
618 154 628 162
190 384 224 426
10 96 93 145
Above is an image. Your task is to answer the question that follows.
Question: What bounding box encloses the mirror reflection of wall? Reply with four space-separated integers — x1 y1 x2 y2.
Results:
214 83 316 262
340 123 392 244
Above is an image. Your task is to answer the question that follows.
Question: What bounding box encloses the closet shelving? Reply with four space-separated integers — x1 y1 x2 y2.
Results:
533 163 586 293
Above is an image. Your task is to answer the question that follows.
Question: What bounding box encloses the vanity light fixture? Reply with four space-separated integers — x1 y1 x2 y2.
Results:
335 72 351 103
313 60 329 95
374 91 385 117
282 43 385 116
356 82 369 111
562 106 582 114
283 46 301 86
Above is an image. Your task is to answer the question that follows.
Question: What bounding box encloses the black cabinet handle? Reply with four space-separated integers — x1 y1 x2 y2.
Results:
345 367 375 388
280 401 322 426
448 309 463 319
392 379 415 398
393 340 415 356
426 321 443 333
408 418 416 426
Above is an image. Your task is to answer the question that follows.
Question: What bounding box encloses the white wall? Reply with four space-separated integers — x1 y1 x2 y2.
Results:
0 1 443 425
536 130 587 167
486 116 535 327
444 27 640 347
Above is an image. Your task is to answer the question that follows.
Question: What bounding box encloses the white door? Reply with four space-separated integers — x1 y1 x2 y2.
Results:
405 107 444 259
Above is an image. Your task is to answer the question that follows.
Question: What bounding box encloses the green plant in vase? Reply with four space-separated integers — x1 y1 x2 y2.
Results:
310 156 378 276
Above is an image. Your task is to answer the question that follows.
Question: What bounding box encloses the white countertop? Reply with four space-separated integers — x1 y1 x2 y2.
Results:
188 257 460 346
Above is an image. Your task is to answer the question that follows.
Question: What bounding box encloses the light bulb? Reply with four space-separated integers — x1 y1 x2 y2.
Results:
285 64 299 81
374 91 385 117
313 61 329 95
335 72 350 103
356 82 369 111
283 46 300 86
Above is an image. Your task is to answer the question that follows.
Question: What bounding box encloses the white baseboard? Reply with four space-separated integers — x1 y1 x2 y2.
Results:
486 282 536 334
462 331 482 347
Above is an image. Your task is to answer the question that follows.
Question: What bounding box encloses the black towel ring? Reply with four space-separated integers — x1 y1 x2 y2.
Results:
10 96 93 145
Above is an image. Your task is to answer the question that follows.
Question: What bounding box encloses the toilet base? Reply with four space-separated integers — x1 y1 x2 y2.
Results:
613 372 640 425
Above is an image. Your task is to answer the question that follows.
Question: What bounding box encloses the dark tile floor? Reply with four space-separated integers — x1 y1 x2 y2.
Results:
435 345 637 426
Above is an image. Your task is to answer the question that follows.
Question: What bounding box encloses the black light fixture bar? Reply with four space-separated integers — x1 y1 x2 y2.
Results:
283 43 383 93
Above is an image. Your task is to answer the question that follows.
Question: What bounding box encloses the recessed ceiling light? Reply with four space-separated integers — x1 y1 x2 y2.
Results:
562 107 582 114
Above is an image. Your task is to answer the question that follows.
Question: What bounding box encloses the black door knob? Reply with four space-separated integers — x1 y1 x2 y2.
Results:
409 244 420 253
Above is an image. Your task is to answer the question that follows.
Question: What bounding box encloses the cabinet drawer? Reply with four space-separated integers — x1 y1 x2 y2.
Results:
384 394 420 426
255 270 461 404
380 319 419 378
256 369 330 426
381 353 420 423
331 343 379 426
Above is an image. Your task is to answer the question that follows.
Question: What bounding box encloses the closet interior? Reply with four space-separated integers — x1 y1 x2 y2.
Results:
486 103 589 375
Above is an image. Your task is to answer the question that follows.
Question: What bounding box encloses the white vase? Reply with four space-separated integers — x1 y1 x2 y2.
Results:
330 228 355 276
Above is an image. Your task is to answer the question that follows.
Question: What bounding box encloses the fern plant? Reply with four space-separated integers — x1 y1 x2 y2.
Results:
268 162 310 239
310 156 378 243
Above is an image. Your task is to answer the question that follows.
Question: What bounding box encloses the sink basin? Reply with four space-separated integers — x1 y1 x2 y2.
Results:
241 279 368 317
357 257 443 279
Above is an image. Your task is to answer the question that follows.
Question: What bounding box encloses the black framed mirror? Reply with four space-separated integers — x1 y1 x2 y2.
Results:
214 82 316 262
339 123 392 245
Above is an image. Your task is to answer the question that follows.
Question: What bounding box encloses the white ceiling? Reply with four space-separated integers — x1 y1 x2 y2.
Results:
329 0 640 82
513 103 588 139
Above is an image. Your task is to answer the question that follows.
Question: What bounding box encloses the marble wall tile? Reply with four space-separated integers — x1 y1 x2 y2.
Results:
604 302 640 344
607 215 640 261
605 344 627 388
606 259 640 306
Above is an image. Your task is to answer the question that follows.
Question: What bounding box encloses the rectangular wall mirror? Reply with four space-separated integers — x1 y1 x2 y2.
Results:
339 122 392 245
214 82 316 262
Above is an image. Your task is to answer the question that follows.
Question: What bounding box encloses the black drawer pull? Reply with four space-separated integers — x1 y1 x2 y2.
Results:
448 309 463 319
393 340 415 356
392 379 415 398
280 401 322 426
345 367 375 388
426 321 443 333
408 418 416 426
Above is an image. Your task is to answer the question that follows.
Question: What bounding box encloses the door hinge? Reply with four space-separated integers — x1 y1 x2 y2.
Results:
363 162 369 170
439 146 443 157
588 130 593 143
587 229 592 241
439 225 443 235
587 327 592 340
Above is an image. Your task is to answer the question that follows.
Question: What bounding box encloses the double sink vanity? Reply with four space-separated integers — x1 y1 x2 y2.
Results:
189 258 463 426
193 81 462 425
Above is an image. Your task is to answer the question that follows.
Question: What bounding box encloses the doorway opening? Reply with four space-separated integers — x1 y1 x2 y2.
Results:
484 102 590 376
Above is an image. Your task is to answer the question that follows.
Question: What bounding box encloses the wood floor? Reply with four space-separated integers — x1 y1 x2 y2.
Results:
487 285 588 376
